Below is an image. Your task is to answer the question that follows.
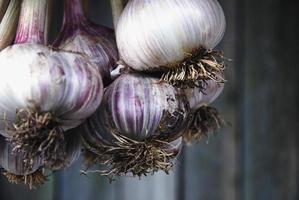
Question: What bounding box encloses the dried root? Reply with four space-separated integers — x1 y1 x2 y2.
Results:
81 133 179 180
183 106 226 144
3 168 47 189
161 49 226 89
9 109 66 170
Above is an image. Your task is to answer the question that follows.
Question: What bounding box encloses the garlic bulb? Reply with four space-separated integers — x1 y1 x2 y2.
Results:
83 73 188 142
0 0 103 169
116 0 226 88
81 73 189 176
183 81 225 143
0 136 46 188
0 137 42 176
185 81 224 110
0 43 103 165
53 0 118 86
0 0 21 50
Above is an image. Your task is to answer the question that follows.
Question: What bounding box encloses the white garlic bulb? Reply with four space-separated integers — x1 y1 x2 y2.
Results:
0 43 103 136
116 0 226 71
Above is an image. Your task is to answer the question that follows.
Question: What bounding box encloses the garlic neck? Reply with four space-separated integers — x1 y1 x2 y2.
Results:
15 0 48 44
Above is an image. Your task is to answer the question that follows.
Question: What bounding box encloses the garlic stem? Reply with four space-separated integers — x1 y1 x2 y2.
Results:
63 0 86 26
15 0 48 44
0 0 21 50
0 0 9 22
44 0 53 44
110 0 128 28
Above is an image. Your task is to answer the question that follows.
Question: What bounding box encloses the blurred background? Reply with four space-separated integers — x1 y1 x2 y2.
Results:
0 0 298 199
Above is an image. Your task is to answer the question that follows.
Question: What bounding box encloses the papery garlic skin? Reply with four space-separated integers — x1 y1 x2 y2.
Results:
116 0 226 71
0 137 42 175
82 73 188 144
0 43 103 137
185 81 224 110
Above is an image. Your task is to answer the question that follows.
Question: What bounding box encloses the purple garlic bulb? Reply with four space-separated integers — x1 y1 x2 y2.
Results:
53 0 118 86
81 73 189 177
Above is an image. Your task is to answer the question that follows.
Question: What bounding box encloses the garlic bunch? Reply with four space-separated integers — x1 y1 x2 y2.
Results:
53 0 118 86
81 73 189 177
0 0 103 169
116 0 226 88
0 0 20 50
0 136 46 188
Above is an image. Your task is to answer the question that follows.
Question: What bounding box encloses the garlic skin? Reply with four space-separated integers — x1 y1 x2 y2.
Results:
0 43 103 137
116 0 226 71
185 81 224 110
0 137 42 175
53 0 118 86
82 73 188 144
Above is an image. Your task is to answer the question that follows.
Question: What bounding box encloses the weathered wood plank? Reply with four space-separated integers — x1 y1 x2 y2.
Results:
243 0 299 199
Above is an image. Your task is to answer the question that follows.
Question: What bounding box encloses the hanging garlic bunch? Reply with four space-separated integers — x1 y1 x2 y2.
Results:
183 81 225 142
116 0 226 88
0 0 20 50
0 0 103 170
81 73 188 177
0 136 46 188
53 0 118 86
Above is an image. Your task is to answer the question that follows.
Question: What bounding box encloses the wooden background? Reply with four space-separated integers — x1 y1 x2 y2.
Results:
0 0 298 199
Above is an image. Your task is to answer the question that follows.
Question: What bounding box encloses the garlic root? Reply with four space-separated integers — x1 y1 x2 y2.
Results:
183 106 226 144
161 49 226 89
9 109 66 170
